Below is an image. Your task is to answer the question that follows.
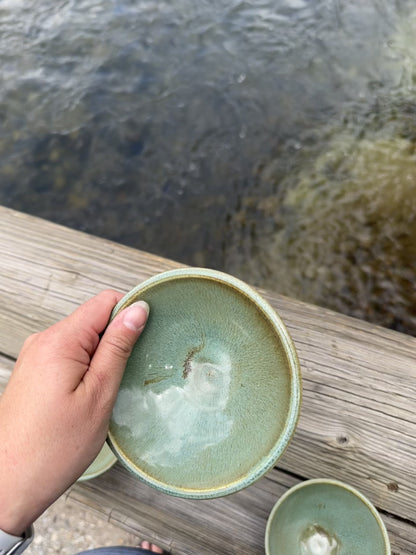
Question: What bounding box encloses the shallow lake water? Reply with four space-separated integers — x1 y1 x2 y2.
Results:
0 0 415 334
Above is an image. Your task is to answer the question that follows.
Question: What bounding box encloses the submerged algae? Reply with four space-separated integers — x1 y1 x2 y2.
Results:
233 102 416 334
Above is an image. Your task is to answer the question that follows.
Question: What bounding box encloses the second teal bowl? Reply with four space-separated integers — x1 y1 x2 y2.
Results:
265 479 391 554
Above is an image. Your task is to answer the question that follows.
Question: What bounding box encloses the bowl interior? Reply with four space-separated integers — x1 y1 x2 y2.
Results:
266 480 390 555
108 269 301 498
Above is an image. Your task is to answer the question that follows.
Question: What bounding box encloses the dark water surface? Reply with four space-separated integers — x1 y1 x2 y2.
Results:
1 0 415 334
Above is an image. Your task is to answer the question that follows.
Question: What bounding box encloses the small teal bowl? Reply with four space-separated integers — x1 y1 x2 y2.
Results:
265 479 391 554
108 268 301 499
78 442 117 482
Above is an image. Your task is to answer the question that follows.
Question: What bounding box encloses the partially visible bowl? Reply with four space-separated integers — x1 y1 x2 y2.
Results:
78 442 117 482
265 479 390 554
108 268 301 499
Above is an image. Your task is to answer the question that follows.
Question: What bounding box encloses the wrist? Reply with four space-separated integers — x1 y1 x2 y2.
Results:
0 446 35 537
0 488 32 537
0 470 46 538
0 525 34 555
0 413 45 537
0 514 29 539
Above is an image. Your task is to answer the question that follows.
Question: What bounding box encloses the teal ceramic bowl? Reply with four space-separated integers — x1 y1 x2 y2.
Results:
108 268 301 499
78 442 117 482
265 479 391 554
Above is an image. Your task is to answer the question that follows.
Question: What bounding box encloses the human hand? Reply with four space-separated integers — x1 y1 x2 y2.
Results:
0 290 149 536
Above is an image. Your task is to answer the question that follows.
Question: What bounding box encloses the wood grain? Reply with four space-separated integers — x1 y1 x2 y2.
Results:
66 464 416 555
0 354 14 393
1 206 415 553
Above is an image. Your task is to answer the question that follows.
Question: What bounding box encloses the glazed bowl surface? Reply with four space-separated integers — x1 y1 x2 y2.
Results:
265 479 390 554
108 268 301 498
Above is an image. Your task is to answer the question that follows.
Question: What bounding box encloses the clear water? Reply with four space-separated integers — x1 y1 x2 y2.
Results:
1 0 415 334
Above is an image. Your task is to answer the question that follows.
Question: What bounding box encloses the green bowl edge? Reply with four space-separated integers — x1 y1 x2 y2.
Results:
264 478 391 555
107 267 302 499
77 441 117 482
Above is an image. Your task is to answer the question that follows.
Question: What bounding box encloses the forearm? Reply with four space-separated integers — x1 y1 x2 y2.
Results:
0 293 148 537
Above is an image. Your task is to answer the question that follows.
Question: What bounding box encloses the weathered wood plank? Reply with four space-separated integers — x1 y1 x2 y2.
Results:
384 516 416 555
0 206 182 357
0 354 14 393
2 350 416 555
264 292 416 524
67 464 416 555
1 206 416 552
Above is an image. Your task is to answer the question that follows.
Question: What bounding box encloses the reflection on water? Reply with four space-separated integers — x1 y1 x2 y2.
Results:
0 0 415 333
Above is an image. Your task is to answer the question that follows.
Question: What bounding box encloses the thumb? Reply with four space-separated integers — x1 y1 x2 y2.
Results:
87 300 149 396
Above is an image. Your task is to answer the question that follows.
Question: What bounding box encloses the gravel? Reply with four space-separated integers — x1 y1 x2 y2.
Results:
25 495 141 555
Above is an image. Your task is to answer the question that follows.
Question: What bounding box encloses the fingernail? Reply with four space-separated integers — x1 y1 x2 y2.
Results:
122 301 149 332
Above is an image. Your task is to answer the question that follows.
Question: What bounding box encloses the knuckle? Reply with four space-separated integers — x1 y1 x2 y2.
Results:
106 334 132 359
98 289 121 304
87 370 115 415
88 370 109 402
22 331 41 350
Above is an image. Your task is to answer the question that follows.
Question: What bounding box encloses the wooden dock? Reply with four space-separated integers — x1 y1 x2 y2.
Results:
0 206 415 554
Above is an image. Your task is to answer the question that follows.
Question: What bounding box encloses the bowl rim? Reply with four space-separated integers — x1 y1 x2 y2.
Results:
107 267 302 499
265 478 391 555
77 441 117 482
